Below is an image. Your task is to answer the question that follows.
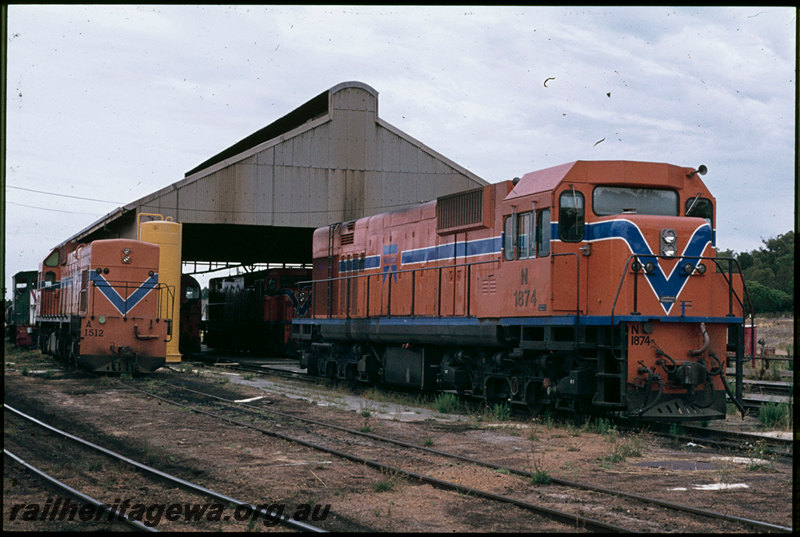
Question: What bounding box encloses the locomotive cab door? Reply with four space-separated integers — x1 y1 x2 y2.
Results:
552 188 588 315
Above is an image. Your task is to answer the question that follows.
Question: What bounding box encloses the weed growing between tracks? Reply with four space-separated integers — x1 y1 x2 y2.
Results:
744 440 778 472
758 401 792 429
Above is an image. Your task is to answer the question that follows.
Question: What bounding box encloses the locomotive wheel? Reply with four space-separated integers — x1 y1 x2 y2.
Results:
324 360 338 380
484 377 510 409
306 356 319 376
70 339 80 367
48 332 58 356
570 398 592 425
57 333 71 361
525 381 545 417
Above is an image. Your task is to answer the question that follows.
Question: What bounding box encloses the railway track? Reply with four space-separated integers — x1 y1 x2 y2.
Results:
3 404 327 533
192 356 794 461
743 379 793 397
119 375 792 533
670 424 792 460
5 353 792 531
4 449 156 532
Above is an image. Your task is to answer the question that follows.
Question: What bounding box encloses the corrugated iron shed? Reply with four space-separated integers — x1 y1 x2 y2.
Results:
64 81 488 265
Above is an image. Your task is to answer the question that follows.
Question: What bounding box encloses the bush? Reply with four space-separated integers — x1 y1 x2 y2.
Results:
758 401 792 430
746 281 793 314
491 403 511 421
434 392 460 414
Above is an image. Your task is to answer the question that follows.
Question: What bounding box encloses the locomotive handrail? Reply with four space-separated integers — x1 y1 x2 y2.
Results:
609 254 752 323
609 253 752 410
297 259 498 320
87 280 175 325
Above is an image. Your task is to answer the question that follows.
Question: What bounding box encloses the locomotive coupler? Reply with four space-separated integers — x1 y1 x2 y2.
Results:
652 344 709 389
672 361 707 388
110 344 136 359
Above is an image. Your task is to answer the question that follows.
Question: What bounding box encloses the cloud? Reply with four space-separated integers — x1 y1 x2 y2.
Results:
4 5 795 294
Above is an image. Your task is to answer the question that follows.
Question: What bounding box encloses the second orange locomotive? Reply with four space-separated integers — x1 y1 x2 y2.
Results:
294 160 748 421
36 238 173 373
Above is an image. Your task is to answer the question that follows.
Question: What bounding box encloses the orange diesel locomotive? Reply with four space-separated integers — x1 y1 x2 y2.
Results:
36 238 174 373
294 160 749 421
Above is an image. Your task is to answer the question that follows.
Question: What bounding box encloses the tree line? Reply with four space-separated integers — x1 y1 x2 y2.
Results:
718 231 794 314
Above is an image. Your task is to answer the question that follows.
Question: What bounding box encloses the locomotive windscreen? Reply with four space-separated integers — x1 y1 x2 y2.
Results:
593 186 679 216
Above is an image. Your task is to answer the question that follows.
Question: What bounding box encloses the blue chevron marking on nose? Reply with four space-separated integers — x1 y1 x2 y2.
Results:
585 220 712 314
90 272 159 316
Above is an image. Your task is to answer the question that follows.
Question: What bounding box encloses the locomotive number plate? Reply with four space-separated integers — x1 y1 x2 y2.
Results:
630 334 650 345
628 323 650 346
83 320 104 338
513 289 537 308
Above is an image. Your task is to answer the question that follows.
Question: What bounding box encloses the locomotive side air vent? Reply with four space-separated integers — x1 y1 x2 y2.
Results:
436 187 485 234
340 221 356 246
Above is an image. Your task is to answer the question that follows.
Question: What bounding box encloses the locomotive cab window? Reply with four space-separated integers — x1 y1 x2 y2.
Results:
593 186 678 216
44 250 59 267
559 190 585 242
185 284 201 300
503 216 515 260
505 210 548 259
517 212 533 258
536 208 550 257
685 196 713 227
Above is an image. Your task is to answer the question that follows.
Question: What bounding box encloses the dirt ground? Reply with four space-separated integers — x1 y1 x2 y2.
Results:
3 342 795 532
751 315 794 355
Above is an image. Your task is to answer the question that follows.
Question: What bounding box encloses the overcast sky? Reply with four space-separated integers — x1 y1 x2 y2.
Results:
4 5 796 295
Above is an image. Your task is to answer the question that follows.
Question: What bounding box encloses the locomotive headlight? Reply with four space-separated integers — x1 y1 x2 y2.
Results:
123 248 131 255
660 228 677 258
644 262 656 274
682 262 694 275
696 263 706 274
122 256 131 264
